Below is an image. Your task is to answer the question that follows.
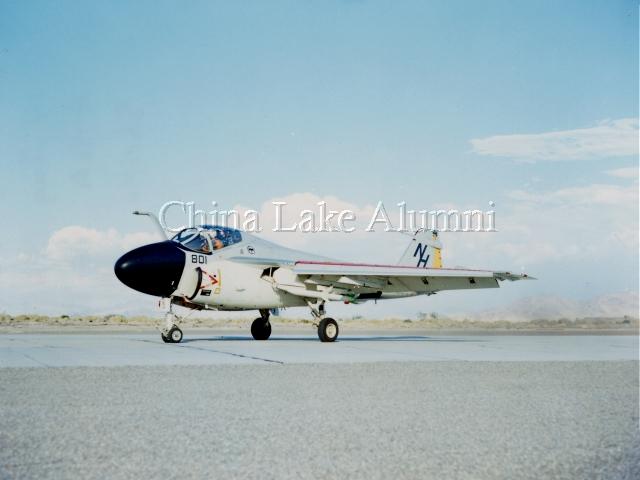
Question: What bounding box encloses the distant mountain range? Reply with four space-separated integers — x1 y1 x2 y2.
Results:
473 291 639 321
19 291 638 323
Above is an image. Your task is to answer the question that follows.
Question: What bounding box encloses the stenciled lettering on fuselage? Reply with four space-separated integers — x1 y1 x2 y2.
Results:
191 254 208 264
413 243 430 268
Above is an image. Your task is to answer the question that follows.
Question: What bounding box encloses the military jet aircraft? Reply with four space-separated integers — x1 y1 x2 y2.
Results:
114 213 533 343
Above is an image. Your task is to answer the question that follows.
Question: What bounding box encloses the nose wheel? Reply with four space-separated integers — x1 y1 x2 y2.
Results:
162 326 183 343
161 310 184 343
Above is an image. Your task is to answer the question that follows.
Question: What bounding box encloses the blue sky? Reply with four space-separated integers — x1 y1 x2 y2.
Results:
0 1 637 317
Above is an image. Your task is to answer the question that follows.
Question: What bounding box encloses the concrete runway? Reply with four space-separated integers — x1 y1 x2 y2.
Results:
1 332 638 479
0 332 637 366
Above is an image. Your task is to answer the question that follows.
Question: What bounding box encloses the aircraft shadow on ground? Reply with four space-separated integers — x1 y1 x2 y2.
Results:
181 336 483 343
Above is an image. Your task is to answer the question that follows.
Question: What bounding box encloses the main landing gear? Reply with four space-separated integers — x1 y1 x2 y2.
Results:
251 309 272 340
160 304 338 344
248 303 339 342
309 301 339 343
161 310 183 343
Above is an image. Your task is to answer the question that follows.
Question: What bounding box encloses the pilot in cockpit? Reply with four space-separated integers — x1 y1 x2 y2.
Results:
212 229 224 250
200 236 211 254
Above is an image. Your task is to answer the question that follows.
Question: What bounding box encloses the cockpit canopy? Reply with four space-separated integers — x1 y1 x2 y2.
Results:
171 226 243 254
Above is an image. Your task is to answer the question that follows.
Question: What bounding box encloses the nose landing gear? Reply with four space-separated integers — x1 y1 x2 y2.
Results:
161 310 183 343
162 325 183 343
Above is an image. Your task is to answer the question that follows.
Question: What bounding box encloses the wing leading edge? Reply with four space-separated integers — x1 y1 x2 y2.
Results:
267 260 534 302
293 260 533 280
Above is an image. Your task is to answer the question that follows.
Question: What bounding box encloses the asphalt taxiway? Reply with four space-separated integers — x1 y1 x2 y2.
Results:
1 332 638 479
0 331 637 366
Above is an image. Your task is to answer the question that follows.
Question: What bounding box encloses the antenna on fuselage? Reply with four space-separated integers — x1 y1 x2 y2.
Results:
133 210 169 240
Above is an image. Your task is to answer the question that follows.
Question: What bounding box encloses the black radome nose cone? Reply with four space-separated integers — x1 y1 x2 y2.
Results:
114 241 186 297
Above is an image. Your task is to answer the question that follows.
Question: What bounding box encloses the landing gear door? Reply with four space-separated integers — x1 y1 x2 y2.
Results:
175 253 208 299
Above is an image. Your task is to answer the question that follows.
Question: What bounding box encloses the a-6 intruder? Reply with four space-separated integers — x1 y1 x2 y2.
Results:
115 213 533 343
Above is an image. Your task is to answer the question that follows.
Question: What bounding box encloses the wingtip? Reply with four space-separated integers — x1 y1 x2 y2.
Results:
517 273 536 280
495 271 537 281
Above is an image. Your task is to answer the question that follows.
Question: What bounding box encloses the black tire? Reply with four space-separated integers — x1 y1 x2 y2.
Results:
318 318 339 342
167 326 183 343
161 332 171 343
251 318 271 340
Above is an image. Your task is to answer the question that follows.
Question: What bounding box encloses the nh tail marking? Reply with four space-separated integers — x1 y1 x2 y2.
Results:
414 243 430 268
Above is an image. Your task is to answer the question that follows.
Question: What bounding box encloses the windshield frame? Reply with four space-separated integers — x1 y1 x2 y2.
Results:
171 228 212 254
171 226 243 253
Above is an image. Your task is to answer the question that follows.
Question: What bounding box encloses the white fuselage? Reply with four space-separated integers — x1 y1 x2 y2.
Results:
173 234 327 310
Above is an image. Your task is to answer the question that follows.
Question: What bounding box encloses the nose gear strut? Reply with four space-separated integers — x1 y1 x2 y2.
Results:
159 301 192 344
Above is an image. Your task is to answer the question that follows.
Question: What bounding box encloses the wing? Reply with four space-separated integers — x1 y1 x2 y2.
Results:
269 260 534 302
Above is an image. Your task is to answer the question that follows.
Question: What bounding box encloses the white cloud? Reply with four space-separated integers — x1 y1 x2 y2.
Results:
233 193 392 260
436 178 638 268
0 227 161 315
470 118 638 161
506 182 638 257
606 166 639 179
234 192 377 239
45 226 158 261
232 188 638 274
509 183 638 207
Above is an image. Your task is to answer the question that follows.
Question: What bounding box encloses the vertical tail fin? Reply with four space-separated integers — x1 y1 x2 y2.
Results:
397 229 443 269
